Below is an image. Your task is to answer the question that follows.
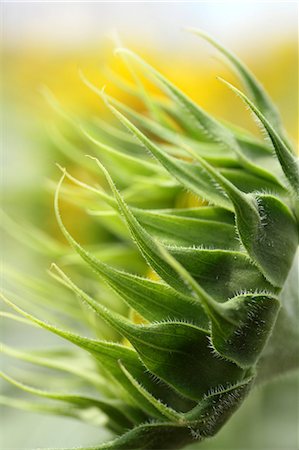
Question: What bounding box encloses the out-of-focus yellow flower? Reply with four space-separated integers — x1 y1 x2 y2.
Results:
3 39 297 138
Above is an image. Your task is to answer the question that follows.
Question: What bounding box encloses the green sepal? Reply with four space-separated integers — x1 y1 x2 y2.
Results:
0 211 66 258
1 342 111 392
0 371 134 433
158 206 234 223
146 242 280 370
82 127 163 179
118 362 182 421
113 320 245 401
145 236 279 370
52 177 210 327
180 148 298 287
244 194 298 287
94 379 253 449
133 208 239 249
219 168 287 194
81 164 194 295
220 79 299 196
96 422 193 450
187 28 287 139
115 48 285 189
0 293 183 420
106 93 238 167
209 293 280 368
168 247 277 302
50 266 244 401
100 99 233 210
0 395 100 426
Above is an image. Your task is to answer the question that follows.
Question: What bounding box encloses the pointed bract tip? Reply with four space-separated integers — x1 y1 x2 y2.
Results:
49 262 57 271
55 163 66 173
114 47 130 57
85 155 107 175
85 154 98 162
184 27 210 38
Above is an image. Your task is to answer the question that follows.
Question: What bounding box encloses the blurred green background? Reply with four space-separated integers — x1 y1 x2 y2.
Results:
1 2 298 449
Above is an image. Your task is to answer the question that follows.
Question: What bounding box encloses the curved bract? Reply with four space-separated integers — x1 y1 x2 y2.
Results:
1 30 298 449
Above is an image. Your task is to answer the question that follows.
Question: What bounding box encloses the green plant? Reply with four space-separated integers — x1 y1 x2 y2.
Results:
1 30 298 450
